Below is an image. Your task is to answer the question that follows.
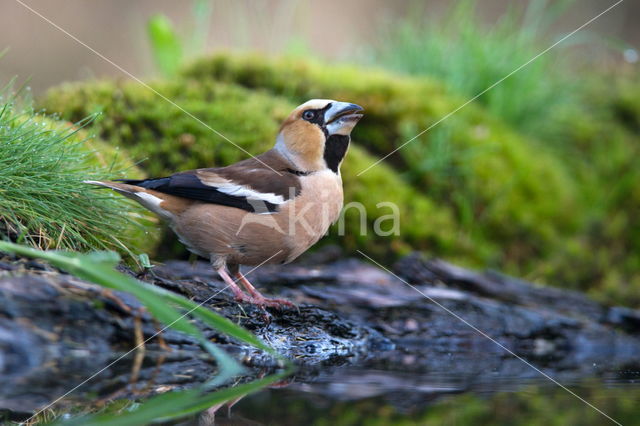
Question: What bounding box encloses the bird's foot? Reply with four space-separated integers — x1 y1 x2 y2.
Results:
256 296 296 310
217 267 296 310
234 292 295 310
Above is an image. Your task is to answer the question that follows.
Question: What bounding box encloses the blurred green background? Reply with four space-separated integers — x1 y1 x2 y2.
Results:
1 0 639 307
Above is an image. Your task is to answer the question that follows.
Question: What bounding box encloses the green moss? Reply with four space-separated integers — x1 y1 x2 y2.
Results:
340 146 473 261
611 73 640 133
38 55 578 271
41 80 289 176
181 54 581 269
538 74 640 305
39 78 471 262
37 54 640 306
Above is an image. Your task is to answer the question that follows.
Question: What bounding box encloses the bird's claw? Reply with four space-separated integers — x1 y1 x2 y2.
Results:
257 297 296 310
234 293 295 310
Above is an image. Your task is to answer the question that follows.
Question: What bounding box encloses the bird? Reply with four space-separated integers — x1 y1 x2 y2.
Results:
86 99 363 309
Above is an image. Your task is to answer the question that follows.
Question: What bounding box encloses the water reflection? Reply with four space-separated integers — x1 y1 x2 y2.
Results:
207 369 640 425
175 328 640 426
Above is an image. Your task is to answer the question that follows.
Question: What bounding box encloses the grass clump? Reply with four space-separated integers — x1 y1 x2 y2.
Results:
362 0 580 142
0 95 156 254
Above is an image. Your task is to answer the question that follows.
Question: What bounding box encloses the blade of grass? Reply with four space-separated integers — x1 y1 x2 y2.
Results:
0 241 281 359
189 0 213 56
159 370 291 420
164 291 277 355
147 14 184 77
1 242 295 424
54 369 291 426
3 243 206 338
0 242 288 380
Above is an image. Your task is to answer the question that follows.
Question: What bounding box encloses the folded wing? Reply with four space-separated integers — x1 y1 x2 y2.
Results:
119 154 302 214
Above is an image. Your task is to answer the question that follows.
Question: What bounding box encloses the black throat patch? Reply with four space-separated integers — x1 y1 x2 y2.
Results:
323 134 350 173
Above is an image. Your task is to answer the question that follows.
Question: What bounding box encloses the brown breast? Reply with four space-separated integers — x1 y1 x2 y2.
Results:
169 170 343 267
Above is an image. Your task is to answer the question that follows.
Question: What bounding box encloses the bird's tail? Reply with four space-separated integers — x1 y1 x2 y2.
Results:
83 180 142 197
83 180 176 220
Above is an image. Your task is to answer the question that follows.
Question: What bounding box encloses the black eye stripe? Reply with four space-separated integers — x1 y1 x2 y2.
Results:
302 103 332 126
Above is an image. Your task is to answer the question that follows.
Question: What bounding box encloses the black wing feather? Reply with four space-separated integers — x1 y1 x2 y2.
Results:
116 174 278 213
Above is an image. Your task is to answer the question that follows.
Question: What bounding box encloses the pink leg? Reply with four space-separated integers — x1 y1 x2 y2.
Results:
216 267 248 301
234 271 295 310
216 268 294 309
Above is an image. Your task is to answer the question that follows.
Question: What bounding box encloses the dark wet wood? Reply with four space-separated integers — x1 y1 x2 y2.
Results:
1 250 640 414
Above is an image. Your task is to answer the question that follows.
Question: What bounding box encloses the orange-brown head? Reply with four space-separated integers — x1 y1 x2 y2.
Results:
275 99 363 173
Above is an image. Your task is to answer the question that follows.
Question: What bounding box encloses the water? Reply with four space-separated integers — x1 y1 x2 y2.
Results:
5 257 640 425
180 363 640 425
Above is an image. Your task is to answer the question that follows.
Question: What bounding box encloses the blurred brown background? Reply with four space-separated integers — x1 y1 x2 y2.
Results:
1 0 638 94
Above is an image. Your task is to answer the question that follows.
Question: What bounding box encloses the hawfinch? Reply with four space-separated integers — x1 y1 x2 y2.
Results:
87 99 363 308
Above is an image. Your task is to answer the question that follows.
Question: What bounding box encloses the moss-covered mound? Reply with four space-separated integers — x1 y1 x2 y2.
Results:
180 54 640 305
39 79 465 260
539 73 640 304
37 53 640 305
180 55 584 261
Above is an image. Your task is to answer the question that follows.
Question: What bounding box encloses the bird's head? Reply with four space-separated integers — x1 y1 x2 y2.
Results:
275 99 364 173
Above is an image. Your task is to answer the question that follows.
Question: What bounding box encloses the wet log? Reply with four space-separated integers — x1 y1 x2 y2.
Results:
1 250 640 414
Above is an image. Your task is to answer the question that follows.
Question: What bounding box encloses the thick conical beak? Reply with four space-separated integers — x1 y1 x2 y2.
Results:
325 102 364 135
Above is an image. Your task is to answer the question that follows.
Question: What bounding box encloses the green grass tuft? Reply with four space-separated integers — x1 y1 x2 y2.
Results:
362 0 581 142
0 95 156 254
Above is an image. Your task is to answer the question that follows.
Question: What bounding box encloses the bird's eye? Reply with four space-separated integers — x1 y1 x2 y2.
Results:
303 110 316 121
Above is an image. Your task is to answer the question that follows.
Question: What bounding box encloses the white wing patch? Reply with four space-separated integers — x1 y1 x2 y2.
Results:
216 184 286 205
199 173 287 205
198 172 290 212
